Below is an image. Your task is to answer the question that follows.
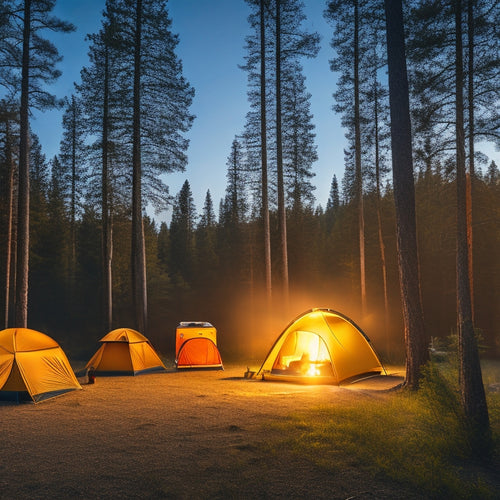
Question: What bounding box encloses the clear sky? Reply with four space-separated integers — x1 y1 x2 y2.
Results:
32 0 345 221
32 0 499 222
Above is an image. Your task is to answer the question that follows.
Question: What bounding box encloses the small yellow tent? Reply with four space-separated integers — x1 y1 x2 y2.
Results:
86 328 166 375
257 309 384 384
0 328 81 403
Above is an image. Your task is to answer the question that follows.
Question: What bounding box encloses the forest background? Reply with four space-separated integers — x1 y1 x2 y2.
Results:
0 0 498 364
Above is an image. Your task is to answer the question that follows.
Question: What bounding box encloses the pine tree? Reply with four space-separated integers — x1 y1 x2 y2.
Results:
78 10 126 333
243 0 319 307
0 100 19 328
485 160 499 185
283 69 318 212
59 94 87 285
325 0 373 315
219 138 250 291
224 137 248 226
325 174 340 231
195 190 218 290
169 180 196 287
3 0 74 326
105 0 194 333
242 0 272 307
273 0 319 304
453 0 491 459
384 0 428 389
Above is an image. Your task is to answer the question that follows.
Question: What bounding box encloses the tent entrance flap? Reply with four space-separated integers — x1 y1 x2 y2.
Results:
176 338 223 369
175 322 224 370
271 331 334 378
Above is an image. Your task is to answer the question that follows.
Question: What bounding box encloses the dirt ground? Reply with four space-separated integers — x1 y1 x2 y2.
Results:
0 364 430 499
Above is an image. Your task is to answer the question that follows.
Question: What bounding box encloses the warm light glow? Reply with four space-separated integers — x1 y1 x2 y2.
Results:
273 330 332 377
305 364 320 377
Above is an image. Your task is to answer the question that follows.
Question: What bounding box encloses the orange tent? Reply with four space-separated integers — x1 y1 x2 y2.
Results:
0 328 81 403
86 328 166 375
257 309 384 384
175 322 223 370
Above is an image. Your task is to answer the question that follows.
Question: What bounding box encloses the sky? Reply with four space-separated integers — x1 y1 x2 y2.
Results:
32 0 499 223
31 0 346 221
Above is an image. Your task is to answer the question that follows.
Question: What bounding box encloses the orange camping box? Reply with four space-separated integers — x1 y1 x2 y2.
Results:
175 322 223 370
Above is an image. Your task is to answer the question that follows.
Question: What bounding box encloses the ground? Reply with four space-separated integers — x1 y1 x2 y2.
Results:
1 364 431 499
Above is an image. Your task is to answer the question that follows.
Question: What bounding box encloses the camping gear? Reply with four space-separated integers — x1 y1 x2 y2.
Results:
85 328 166 376
0 328 82 403
257 308 384 384
175 322 223 370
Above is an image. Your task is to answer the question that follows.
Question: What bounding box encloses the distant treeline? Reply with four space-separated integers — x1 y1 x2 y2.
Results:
0 160 498 361
0 0 499 364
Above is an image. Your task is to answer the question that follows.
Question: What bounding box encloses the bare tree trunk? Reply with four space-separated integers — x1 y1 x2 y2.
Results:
454 0 491 458
16 0 31 328
275 0 289 311
373 78 390 355
3 119 15 329
260 0 272 310
354 0 366 316
70 95 77 295
102 43 113 332
131 0 147 334
466 0 475 320
384 0 428 389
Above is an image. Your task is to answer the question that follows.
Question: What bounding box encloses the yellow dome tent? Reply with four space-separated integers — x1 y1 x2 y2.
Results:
257 309 385 384
0 328 82 403
86 328 166 375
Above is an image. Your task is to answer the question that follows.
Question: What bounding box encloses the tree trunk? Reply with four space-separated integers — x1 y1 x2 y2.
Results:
131 0 148 334
384 0 428 389
373 77 390 355
454 0 491 459
275 0 289 311
102 43 113 332
354 0 366 316
260 0 272 310
70 95 77 294
3 119 15 329
15 0 31 328
466 0 475 320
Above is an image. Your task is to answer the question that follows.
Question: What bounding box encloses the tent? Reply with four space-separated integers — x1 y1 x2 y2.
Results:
86 328 166 375
0 328 81 403
175 322 223 370
257 309 384 384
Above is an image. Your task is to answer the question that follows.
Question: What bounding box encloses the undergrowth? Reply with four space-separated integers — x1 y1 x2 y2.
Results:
263 362 500 499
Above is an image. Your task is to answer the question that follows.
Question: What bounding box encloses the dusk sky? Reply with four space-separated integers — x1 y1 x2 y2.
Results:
32 0 347 220
32 0 499 222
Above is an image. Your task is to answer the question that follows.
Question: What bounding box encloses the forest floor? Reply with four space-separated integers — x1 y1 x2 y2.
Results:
0 363 492 499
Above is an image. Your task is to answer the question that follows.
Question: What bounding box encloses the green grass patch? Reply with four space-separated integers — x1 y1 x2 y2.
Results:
263 362 500 499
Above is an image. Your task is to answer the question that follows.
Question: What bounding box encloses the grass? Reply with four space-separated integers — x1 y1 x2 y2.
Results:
263 361 500 499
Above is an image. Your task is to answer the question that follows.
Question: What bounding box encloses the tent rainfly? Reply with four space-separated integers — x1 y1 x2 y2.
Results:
0 328 82 403
86 328 166 375
257 309 384 384
175 322 223 370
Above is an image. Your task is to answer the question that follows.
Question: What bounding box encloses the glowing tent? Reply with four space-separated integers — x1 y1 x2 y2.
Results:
0 328 82 403
86 328 166 375
257 309 384 384
175 322 223 370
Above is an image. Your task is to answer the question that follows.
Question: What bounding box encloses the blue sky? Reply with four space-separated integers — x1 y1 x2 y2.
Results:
32 0 499 222
32 0 345 220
